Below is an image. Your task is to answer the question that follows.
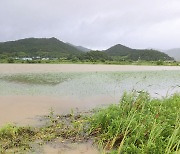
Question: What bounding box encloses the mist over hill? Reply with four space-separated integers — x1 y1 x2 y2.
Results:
163 49 180 61
67 43 91 52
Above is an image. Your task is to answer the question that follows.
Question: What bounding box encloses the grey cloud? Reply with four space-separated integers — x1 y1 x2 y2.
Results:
0 0 180 50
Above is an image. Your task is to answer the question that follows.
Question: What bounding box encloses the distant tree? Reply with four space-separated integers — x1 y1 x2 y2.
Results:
77 51 111 61
7 58 15 63
156 60 164 65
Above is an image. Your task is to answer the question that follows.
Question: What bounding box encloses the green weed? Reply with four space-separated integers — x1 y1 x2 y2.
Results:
89 92 180 153
0 124 36 153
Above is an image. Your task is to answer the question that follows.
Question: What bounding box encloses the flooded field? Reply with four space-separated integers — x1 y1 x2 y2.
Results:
0 64 180 153
0 64 180 126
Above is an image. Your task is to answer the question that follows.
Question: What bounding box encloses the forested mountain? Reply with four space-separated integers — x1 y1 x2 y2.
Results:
0 37 83 58
0 37 174 61
104 44 133 56
77 51 111 61
104 44 173 61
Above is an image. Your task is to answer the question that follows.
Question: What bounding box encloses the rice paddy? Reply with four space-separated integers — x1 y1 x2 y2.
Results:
0 64 179 153
0 71 179 97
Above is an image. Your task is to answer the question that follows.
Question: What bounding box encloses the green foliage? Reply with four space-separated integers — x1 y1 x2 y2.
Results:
128 49 173 61
89 92 180 153
0 38 174 62
0 37 82 58
105 44 133 56
0 124 36 152
156 60 164 65
7 58 14 63
77 51 112 62
105 44 173 61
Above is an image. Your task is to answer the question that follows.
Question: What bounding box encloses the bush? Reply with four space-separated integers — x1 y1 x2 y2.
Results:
157 60 164 65
7 58 15 63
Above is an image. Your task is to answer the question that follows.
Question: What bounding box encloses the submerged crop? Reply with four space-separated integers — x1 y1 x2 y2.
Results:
0 72 83 85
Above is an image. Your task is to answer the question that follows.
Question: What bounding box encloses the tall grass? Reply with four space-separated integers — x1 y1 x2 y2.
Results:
89 92 180 153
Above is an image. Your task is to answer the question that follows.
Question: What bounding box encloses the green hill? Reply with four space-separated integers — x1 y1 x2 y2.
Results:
104 44 133 56
104 44 173 61
0 38 174 61
0 37 82 58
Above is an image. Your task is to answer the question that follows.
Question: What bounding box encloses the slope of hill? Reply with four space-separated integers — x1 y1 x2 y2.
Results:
0 37 83 58
164 49 180 61
104 44 133 56
67 43 91 52
75 46 91 52
104 44 173 61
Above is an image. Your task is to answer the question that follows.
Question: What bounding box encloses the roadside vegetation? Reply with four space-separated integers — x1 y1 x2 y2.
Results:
0 92 179 153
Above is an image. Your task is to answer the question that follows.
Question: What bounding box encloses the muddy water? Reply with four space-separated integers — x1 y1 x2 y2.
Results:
0 64 179 125
0 95 116 126
0 64 180 153
0 64 180 126
41 142 99 154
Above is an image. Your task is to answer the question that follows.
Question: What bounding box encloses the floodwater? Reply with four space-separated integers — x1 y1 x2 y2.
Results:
0 64 180 126
41 142 99 154
0 64 180 153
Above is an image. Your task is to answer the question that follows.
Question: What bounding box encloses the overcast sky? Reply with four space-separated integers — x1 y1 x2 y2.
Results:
0 0 180 50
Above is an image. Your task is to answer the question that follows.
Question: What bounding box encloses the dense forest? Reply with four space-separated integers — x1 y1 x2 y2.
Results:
0 37 174 62
105 44 173 61
0 37 82 58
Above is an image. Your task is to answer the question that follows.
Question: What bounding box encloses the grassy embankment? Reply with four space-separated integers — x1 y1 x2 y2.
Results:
0 92 179 153
0 59 180 66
